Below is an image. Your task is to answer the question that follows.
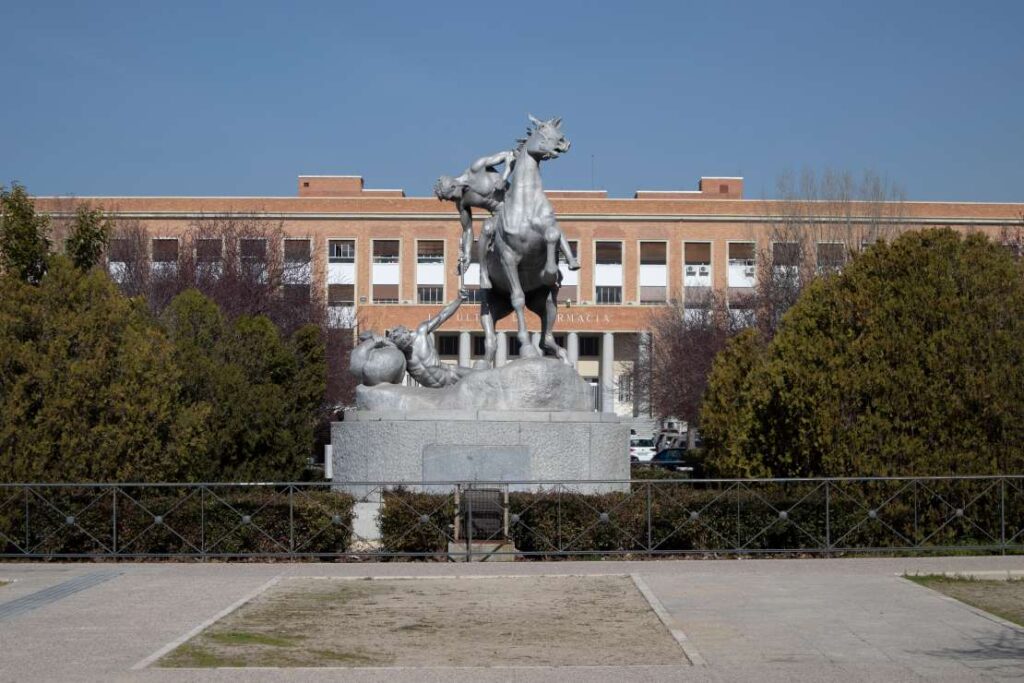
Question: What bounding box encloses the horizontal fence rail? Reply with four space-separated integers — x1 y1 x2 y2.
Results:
0 476 1022 560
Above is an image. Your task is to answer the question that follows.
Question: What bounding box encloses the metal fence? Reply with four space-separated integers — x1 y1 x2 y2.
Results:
1 476 1022 559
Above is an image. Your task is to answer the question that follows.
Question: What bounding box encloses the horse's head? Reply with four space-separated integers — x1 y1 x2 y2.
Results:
523 115 570 161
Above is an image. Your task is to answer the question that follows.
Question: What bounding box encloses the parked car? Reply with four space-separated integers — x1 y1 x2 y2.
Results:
629 437 656 463
650 448 694 472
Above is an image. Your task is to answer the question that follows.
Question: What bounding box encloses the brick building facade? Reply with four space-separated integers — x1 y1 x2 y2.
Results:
35 175 1024 416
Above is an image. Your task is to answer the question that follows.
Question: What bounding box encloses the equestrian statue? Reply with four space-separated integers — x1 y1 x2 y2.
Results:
352 114 584 397
478 115 578 365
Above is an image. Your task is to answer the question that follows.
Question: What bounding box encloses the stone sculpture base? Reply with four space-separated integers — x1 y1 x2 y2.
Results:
355 357 593 412
331 410 630 498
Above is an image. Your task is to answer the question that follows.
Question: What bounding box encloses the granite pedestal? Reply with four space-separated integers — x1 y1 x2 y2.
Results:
331 409 630 499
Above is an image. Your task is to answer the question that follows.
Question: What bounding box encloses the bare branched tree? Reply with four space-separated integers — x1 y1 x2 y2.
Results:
753 168 907 337
108 218 151 298
770 168 906 253
999 212 1024 260
638 169 907 435
635 291 748 440
104 214 359 412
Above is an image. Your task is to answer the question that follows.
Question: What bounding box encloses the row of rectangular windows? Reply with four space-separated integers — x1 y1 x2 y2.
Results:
110 237 854 268
106 237 861 307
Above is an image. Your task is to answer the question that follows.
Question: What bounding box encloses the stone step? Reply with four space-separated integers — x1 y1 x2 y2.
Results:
447 541 518 562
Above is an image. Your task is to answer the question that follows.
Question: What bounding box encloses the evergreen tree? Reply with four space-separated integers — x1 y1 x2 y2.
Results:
0 257 208 482
0 183 51 283
697 329 770 477
0 187 329 483
700 229 1024 477
162 290 326 481
65 205 112 271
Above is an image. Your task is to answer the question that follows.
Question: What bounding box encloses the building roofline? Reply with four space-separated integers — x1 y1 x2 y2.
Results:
635 190 702 194
31 195 1024 208
33 210 1019 226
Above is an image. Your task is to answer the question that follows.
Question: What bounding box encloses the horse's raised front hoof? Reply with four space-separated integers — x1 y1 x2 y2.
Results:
567 259 581 271
519 343 542 359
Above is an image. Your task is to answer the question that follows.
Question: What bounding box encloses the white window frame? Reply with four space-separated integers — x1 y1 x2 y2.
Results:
815 240 846 274
370 238 402 304
682 240 713 291
636 239 669 305
414 237 446 301
592 238 624 304
726 240 757 289
326 236 360 306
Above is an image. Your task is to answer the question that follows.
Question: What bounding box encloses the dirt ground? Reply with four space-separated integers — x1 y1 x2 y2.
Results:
159 574 684 668
909 576 1024 627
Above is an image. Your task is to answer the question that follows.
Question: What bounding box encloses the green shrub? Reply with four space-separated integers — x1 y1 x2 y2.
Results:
0 487 354 557
378 488 456 555
376 480 1017 556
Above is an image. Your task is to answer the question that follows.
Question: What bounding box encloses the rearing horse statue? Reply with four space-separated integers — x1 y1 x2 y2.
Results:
480 115 578 365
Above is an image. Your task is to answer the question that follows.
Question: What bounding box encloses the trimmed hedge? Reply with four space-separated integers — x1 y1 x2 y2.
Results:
4 480 1015 557
379 480 1021 556
0 487 355 556
378 488 456 555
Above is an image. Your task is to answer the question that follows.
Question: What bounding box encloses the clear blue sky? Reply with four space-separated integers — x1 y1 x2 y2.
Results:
2 1 1022 201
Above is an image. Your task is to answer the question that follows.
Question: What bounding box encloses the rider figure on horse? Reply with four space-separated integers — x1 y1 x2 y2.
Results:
435 148 580 289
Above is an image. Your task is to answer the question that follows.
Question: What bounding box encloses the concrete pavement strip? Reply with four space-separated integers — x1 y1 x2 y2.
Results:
0 556 1022 682
131 575 283 670
631 573 706 667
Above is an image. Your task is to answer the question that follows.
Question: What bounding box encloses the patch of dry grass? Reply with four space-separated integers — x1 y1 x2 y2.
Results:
908 575 1024 627
159 575 684 668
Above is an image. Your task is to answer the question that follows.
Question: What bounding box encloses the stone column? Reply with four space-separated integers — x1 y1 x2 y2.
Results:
567 332 579 368
458 331 471 368
495 331 508 366
601 332 615 414
637 331 651 418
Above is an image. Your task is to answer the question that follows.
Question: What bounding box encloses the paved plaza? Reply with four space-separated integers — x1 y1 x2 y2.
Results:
1 556 1022 682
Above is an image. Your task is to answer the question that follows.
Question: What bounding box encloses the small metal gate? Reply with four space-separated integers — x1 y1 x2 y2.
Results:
454 487 509 555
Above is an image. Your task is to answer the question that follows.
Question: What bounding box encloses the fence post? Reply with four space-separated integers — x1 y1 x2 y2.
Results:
503 486 509 543
24 486 30 554
200 486 206 560
112 487 118 557
557 484 563 553
1000 477 1006 556
735 482 742 552
288 485 295 556
913 479 919 549
824 480 831 557
467 485 473 562
646 481 653 557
